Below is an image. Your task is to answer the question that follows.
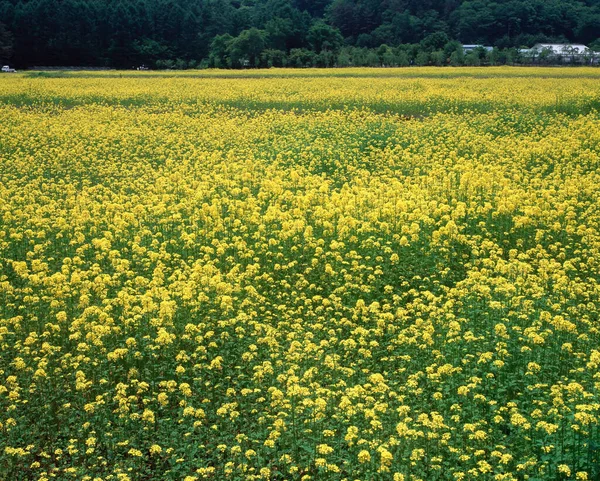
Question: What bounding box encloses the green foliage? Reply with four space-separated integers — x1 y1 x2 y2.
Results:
229 28 267 67
420 32 450 52
307 20 344 52
1 0 600 68
209 34 234 68
0 21 12 63
132 38 172 68
264 17 295 51
464 51 482 66
261 48 288 67
336 48 351 67
415 51 429 66
590 39 600 51
288 48 316 67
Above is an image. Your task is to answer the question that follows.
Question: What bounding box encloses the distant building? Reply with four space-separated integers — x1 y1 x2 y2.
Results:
462 45 493 54
525 43 599 63
532 43 590 56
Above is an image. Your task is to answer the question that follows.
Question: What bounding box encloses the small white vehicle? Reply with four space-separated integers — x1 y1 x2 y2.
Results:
1 65 17 73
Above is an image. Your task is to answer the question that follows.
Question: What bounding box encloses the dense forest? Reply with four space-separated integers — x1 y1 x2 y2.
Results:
1 0 600 68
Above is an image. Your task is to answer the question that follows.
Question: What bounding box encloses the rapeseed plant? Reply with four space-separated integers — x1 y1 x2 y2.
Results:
0 67 599 480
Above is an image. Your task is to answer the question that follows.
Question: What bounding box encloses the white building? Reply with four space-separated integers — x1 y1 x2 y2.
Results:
532 43 590 55
462 45 493 54
527 43 599 63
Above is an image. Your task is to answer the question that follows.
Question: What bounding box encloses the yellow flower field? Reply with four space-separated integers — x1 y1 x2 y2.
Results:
1 67 600 480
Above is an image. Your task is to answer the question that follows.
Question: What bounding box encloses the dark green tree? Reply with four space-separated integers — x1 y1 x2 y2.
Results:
288 47 315 66
132 38 172 67
261 48 288 67
0 22 13 64
307 20 343 52
576 14 600 44
265 17 295 50
209 34 234 68
229 28 267 67
292 0 330 17
421 32 450 52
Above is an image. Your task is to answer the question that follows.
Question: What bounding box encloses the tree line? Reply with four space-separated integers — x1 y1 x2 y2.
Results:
1 0 599 68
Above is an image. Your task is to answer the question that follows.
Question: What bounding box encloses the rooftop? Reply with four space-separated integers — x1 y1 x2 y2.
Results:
533 43 590 53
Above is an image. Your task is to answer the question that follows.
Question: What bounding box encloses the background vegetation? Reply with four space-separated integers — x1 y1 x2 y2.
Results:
1 0 600 68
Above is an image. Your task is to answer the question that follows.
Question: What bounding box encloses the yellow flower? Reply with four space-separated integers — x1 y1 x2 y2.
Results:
316 444 333 455
457 386 469 396
358 450 371 463
558 465 572 477
141 409 155 423
157 393 168 406
379 447 393 470
149 444 162 455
